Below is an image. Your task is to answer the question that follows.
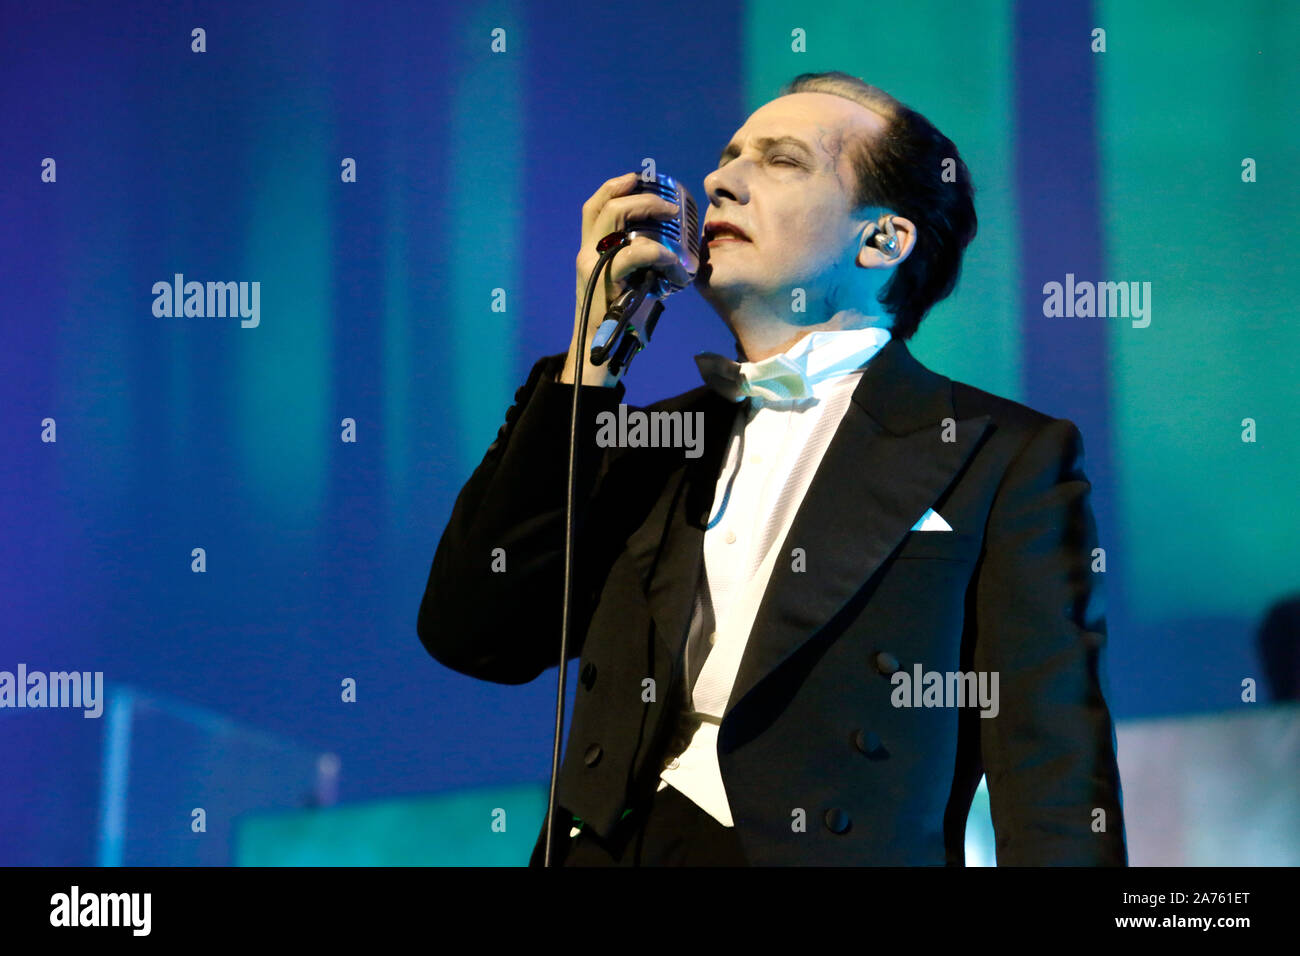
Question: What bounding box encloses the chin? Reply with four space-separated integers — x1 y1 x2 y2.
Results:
698 261 749 292
696 274 743 309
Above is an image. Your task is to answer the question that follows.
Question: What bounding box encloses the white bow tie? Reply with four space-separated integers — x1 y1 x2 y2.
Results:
694 351 814 404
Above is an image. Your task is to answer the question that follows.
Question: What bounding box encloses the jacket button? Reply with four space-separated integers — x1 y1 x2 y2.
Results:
874 651 900 675
580 662 597 690
824 808 852 834
853 729 888 759
583 744 603 767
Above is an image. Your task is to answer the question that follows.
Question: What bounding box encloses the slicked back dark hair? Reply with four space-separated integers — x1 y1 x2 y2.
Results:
780 71 977 340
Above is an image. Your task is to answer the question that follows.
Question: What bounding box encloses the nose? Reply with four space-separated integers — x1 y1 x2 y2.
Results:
704 163 746 207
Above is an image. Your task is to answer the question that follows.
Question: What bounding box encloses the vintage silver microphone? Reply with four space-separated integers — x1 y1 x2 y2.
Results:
588 172 701 375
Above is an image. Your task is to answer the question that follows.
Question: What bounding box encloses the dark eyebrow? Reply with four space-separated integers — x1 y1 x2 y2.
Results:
716 135 814 167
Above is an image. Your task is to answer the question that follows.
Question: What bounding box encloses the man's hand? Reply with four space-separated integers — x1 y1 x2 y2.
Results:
561 171 686 387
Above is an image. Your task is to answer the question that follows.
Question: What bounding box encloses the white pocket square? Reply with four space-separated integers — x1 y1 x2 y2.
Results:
911 508 952 532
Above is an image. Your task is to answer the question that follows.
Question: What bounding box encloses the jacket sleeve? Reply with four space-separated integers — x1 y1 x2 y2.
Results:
973 418 1128 865
416 351 629 685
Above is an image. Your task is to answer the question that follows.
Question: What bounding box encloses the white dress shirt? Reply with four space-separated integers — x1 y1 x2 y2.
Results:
656 324 894 826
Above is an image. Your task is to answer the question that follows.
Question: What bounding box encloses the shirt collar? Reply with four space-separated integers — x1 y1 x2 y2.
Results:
781 324 892 383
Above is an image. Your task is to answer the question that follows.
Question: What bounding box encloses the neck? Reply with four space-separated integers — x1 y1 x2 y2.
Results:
727 306 892 362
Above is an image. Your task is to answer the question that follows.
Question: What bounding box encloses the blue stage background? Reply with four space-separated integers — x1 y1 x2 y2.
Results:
1 0 1296 865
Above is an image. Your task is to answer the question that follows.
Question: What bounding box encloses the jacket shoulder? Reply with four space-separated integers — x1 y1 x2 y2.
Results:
949 377 1081 449
943 384 1098 512
950 379 1056 431
945 376 1095 479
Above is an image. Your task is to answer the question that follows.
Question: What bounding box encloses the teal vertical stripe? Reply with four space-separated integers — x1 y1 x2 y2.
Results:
744 0 1021 398
1097 2 1300 624
237 102 335 530
448 5 523 472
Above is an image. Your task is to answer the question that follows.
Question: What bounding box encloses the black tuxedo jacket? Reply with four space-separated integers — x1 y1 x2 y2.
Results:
417 336 1127 865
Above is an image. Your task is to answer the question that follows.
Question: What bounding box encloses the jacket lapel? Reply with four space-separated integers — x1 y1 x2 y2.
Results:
627 337 991 718
623 384 735 679
724 338 990 723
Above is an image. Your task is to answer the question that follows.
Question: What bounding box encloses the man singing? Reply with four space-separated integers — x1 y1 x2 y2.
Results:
418 70 1127 866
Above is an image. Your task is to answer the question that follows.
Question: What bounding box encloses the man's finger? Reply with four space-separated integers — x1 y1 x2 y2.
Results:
581 172 638 235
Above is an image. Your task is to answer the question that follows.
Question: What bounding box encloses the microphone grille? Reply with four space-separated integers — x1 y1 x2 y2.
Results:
626 172 700 293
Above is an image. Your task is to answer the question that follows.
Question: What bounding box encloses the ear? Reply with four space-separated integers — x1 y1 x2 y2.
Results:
856 215 917 269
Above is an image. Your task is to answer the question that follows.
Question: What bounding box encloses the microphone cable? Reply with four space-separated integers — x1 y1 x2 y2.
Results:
544 229 632 867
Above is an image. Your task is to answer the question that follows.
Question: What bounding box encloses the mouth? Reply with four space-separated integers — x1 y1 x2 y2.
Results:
703 222 751 245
